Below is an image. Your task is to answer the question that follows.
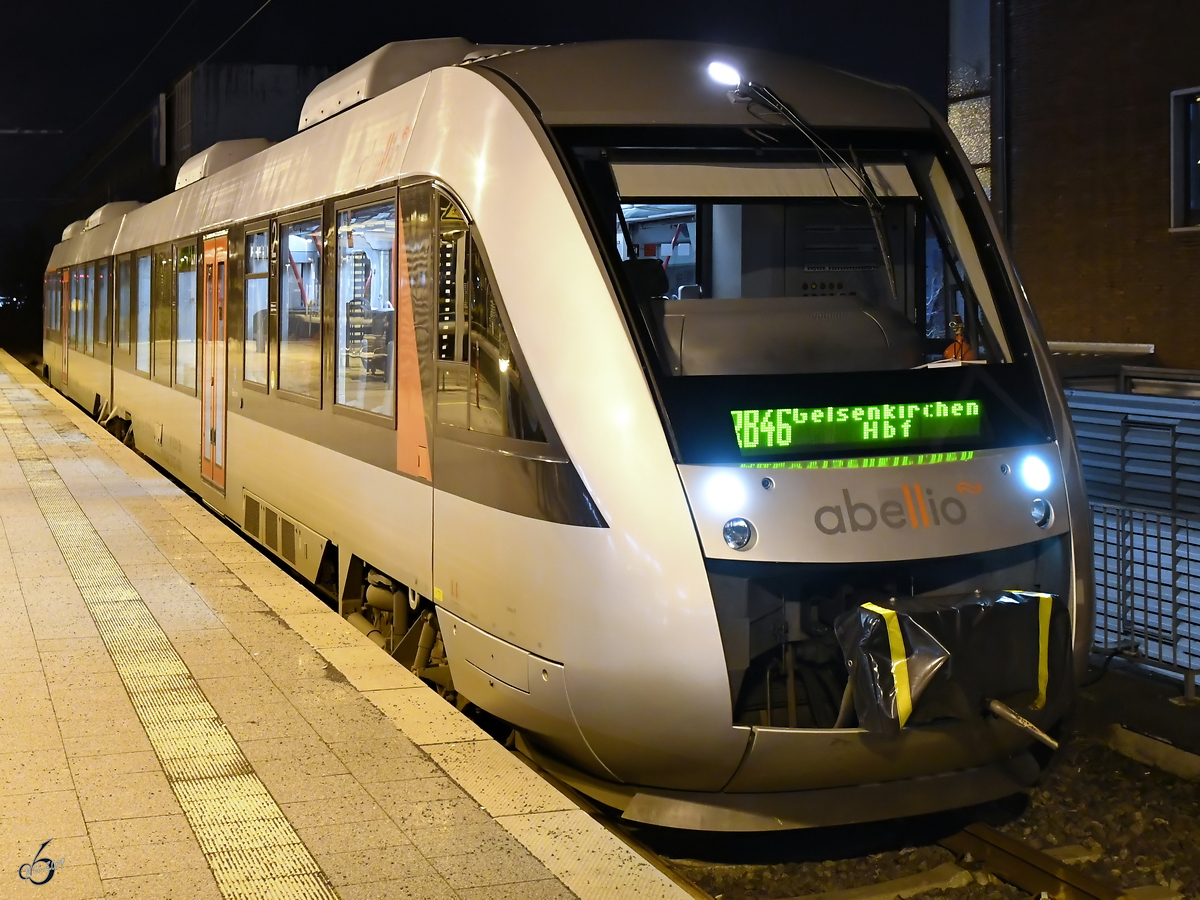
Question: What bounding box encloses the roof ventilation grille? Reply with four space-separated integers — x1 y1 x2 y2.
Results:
175 139 273 191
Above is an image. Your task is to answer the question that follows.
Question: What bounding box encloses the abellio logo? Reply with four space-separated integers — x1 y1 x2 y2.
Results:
814 483 974 535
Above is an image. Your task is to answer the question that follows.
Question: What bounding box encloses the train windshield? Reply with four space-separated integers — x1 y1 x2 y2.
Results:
612 155 1009 376
565 132 1052 462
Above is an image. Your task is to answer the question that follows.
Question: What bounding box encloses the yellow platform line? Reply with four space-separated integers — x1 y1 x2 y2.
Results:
0 381 339 900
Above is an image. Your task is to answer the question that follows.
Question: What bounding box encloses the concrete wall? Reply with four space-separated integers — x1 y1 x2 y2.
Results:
1008 0 1200 368
191 64 330 162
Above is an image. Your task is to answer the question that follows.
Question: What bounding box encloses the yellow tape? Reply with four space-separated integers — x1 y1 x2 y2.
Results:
862 602 912 728
1033 593 1051 710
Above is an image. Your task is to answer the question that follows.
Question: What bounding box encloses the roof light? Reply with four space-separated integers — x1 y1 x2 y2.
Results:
707 61 741 87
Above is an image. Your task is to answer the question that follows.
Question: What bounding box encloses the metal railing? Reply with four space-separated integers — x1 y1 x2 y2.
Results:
1090 502 1199 697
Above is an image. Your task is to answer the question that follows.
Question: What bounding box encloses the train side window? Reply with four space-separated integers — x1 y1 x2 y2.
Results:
335 198 396 417
45 273 52 334
434 194 546 443
435 199 469 429
44 272 59 337
43 273 51 337
96 260 110 350
151 246 172 384
83 263 95 354
116 256 131 352
136 252 151 373
277 216 322 400
244 229 269 386
78 266 88 350
69 267 82 350
175 243 197 390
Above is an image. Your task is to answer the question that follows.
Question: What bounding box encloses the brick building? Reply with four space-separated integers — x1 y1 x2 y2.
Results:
1006 0 1200 368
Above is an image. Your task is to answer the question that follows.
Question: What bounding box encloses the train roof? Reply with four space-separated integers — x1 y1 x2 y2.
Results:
46 39 935 270
471 40 931 131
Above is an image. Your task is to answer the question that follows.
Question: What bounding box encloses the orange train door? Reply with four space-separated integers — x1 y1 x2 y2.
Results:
200 236 228 490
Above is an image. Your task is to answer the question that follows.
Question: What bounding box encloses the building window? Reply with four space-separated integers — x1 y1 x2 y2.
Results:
947 0 993 197
1171 88 1200 229
277 216 323 399
175 243 198 390
244 229 270 385
336 199 396 417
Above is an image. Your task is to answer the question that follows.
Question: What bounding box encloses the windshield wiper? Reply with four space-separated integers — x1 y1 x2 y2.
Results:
732 80 899 303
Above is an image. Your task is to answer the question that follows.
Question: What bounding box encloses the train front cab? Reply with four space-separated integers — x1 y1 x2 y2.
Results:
516 57 1095 827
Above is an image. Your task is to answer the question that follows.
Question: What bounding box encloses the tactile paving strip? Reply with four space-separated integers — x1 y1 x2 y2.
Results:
0 386 339 900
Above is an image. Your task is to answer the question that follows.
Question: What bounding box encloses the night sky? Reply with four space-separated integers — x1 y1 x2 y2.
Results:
0 0 948 310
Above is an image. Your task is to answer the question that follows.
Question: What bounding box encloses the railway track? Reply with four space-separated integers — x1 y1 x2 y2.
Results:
509 735 1161 900
938 823 1129 900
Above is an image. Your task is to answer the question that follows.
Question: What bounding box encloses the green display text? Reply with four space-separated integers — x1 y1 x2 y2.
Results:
731 401 982 454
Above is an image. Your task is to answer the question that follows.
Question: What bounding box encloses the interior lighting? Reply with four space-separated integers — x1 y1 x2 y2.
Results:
707 61 742 87
1020 456 1051 492
705 471 746 514
498 357 510 373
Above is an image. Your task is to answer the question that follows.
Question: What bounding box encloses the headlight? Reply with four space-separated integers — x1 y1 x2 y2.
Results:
1031 498 1053 528
723 517 755 550
1020 456 1051 492
705 472 746 514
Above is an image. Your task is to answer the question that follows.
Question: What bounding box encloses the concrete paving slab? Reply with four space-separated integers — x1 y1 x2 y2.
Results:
0 350 693 900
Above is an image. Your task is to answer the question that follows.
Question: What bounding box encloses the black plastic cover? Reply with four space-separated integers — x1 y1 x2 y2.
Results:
835 590 1072 735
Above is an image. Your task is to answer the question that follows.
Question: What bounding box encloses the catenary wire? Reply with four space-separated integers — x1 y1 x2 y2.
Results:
68 0 201 138
62 0 278 194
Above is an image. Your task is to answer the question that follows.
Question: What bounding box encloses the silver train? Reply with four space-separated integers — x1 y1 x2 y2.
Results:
43 39 1094 831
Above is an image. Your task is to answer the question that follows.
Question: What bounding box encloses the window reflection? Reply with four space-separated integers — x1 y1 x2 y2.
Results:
69 267 82 350
244 230 269 385
278 218 322 398
136 252 151 373
151 247 172 383
117 257 131 350
175 244 197 388
83 264 94 353
96 261 109 347
336 201 395 415
434 194 545 443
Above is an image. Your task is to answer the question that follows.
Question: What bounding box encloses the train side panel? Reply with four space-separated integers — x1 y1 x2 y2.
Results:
406 67 749 789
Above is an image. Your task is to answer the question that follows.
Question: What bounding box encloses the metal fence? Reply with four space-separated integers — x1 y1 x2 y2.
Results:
1091 504 1200 690
1067 389 1200 695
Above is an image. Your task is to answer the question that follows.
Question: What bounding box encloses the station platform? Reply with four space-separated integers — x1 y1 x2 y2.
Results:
0 350 690 900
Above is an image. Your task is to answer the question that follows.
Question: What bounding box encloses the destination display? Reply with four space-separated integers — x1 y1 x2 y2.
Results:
731 400 982 455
